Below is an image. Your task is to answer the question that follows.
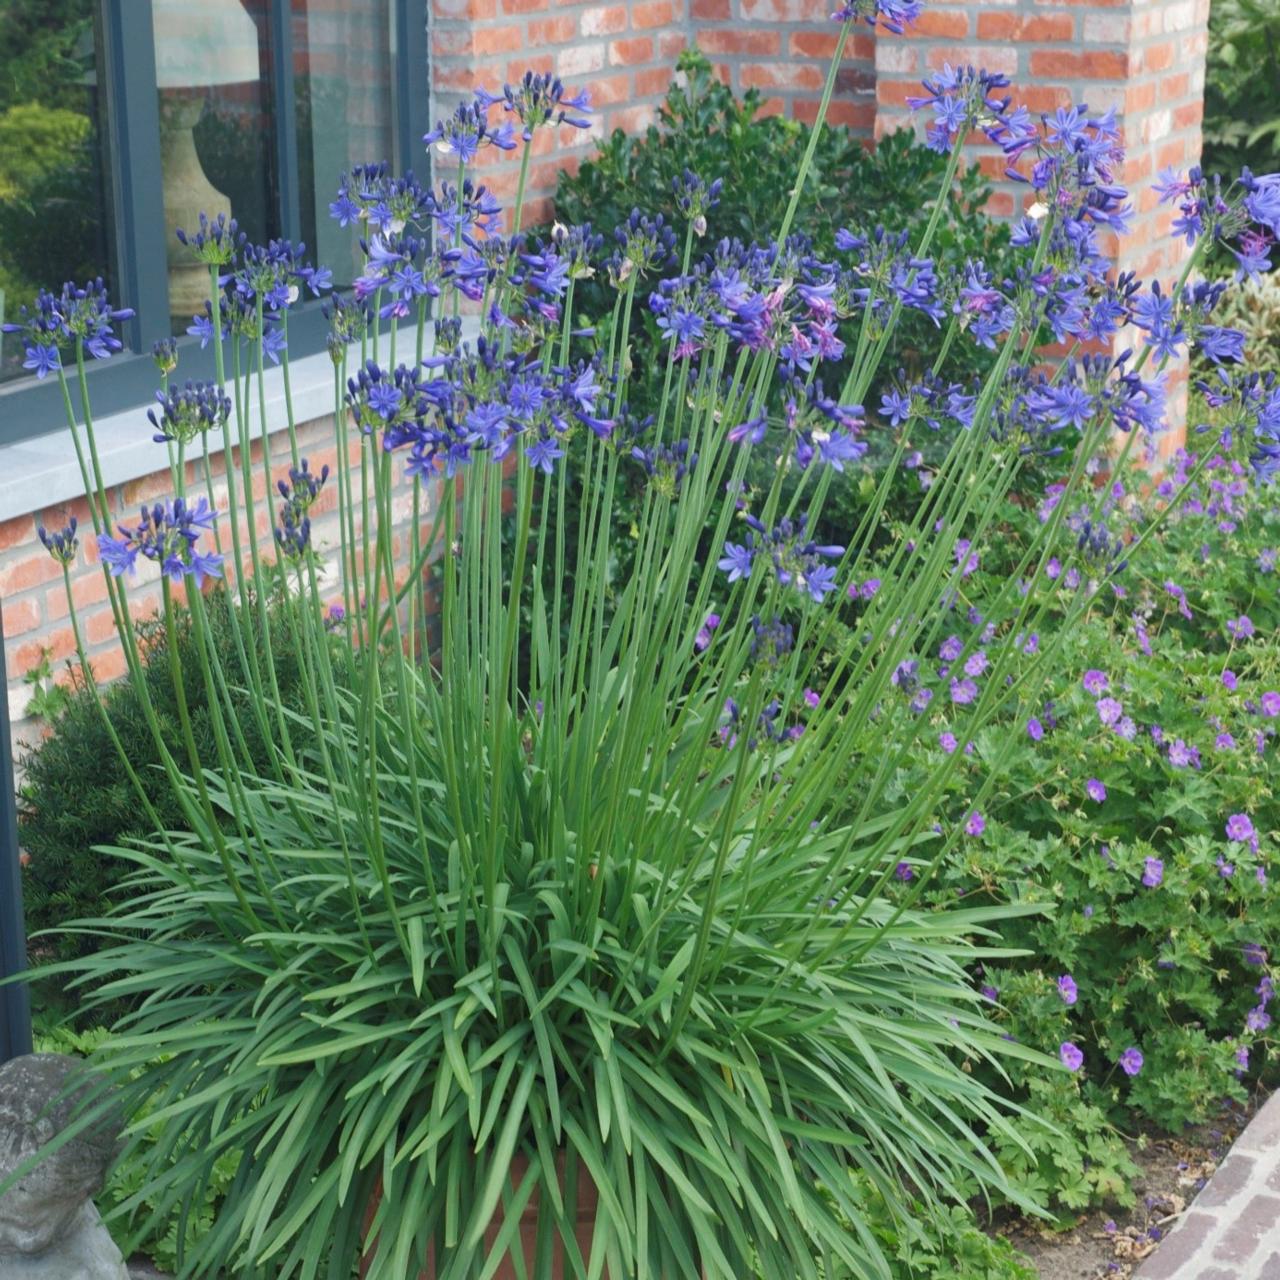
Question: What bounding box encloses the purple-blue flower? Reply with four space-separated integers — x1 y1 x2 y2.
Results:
718 541 754 582
1086 778 1106 803
1119 1048 1143 1077
1226 813 1255 843
1096 697 1123 726
1057 974 1078 1005
1143 856 1164 888
1082 669 1108 695
1059 1042 1084 1071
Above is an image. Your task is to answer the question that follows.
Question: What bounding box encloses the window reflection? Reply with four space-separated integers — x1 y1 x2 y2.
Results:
0 1 116 384
154 0 278 331
294 1 395 288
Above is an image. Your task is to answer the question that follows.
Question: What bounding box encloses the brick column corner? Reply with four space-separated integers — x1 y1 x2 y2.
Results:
871 0 1209 454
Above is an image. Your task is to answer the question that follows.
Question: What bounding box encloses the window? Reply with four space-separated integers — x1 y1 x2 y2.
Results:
0 0 428 441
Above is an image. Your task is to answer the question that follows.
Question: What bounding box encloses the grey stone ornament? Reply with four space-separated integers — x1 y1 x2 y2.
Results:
0 1053 128 1280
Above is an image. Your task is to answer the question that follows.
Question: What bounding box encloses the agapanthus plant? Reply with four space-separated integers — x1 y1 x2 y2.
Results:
10 14 1279 1280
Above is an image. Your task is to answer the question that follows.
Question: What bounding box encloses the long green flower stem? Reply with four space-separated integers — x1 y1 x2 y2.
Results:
775 19 852 245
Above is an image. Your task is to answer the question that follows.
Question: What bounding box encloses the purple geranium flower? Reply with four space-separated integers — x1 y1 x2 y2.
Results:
1096 697 1123 726
1226 813 1255 843
1119 1047 1144 1077
1059 1042 1084 1071
965 811 986 837
1143 856 1164 888
1057 974 1078 1005
1086 778 1106 803
1082 669 1108 695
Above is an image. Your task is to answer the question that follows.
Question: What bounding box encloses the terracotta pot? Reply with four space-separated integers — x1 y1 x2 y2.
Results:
360 1157 601 1280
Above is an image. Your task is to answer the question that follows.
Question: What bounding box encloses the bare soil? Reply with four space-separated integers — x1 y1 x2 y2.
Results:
988 1090 1270 1280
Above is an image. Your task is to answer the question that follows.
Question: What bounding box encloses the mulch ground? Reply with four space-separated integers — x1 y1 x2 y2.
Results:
989 1089 1271 1280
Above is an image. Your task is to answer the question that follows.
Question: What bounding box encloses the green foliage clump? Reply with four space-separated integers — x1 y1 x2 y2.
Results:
989 1077 1140 1217
848 1173 1037 1280
18 592 320 974
555 48 1008 406
854 420 1279 1205
1197 271 1280 372
1203 0 1280 185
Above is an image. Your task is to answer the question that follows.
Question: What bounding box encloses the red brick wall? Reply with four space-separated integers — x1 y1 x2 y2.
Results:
872 0 1209 263
1 418 429 758
431 0 691 227
688 0 877 133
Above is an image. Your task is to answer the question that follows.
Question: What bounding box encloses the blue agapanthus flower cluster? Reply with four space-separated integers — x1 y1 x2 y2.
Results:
719 514 844 603
424 99 517 164
176 232 331 359
37 518 79 568
340 175 508 314
674 170 723 238
610 210 679 285
186 285 286 363
834 226 946 330
908 64 1035 157
1 278 135 379
329 164 433 235
629 438 697 496
274 459 329 561
98 497 223 588
345 339 611 480
148 380 232 445
1022 353 1166 441
233 239 332 312
487 72 592 142
1195 369 1280 481
174 211 243 266
831 0 923 34
151 337 179 375
323 293 372 364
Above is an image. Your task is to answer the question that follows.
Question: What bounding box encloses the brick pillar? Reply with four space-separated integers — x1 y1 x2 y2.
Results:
430 0 689 228
870 0 1209 451
687 0 877 134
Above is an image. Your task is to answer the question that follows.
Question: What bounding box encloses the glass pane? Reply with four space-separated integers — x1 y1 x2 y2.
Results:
293 1 395 289
152 0 280 332
0 1 116 385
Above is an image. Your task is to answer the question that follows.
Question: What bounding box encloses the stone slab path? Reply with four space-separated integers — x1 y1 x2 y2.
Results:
1135 1091 1280 1278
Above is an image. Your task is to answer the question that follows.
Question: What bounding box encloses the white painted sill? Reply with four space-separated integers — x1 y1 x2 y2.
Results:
0 316 473 525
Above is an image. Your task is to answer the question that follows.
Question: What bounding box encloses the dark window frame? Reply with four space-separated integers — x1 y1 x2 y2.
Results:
0 0 429 446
